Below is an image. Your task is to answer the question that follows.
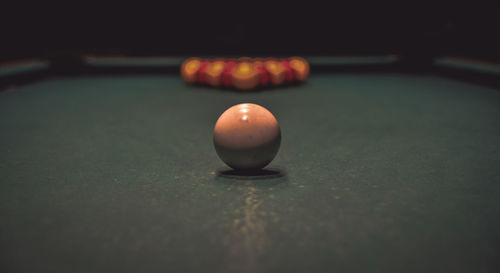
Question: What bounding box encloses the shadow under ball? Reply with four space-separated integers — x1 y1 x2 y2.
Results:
213 103 281 170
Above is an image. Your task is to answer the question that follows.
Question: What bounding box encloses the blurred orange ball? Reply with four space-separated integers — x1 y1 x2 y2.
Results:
180 58 202 84
231 62 259 90
289 57 310 82
206 60 226 87
265 60 286 86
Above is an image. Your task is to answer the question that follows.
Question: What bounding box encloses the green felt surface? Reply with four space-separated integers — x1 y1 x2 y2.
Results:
1 74 500 273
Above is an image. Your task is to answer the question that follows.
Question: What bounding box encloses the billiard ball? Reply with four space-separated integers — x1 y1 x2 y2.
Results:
206 60 226 87
213 103 281 170
231 62 259 90
197 60 211 84
253 58 270 87
289 56 310 82
221 60 237 87
264 59 286 86
281 59 295 83
180 58 201 84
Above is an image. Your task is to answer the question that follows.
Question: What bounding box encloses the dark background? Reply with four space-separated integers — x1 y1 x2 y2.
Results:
2 1 500 62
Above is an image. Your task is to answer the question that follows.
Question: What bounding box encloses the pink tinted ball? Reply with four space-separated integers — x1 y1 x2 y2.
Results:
213 103 281 170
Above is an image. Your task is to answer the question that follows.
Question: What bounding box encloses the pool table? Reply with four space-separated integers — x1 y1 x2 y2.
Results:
1 57 500 273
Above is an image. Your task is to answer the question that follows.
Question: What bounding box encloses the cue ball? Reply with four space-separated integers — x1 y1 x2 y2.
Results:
213 103 281 170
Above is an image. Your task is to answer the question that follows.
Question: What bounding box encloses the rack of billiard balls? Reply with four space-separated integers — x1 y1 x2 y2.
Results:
181 57 310 90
